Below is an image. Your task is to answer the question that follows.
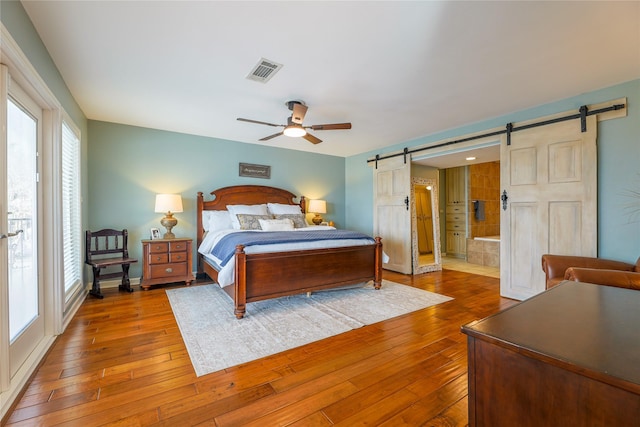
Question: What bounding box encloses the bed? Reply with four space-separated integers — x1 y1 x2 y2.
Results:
196 185 383 318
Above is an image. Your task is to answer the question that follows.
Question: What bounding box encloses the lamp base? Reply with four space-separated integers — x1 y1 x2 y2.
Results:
161 214 178 239
312 214 323 225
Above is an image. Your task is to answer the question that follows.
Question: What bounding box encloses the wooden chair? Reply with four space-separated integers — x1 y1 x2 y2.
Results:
85 229 138 298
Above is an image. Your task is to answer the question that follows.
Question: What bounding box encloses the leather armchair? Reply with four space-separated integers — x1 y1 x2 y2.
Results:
541 254 640 289
564 267 640 290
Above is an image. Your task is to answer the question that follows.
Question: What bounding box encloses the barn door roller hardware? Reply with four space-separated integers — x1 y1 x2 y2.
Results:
368 102 625 159
505 104 622 144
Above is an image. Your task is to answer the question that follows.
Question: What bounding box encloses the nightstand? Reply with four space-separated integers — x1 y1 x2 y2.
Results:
140 237 194 290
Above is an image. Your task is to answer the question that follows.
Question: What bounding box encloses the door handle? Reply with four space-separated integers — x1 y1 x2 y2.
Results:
501 190 509 211
0 229 23 239
404 196 409 211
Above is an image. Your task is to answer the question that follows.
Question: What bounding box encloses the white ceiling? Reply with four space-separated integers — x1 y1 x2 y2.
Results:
21 1 640 164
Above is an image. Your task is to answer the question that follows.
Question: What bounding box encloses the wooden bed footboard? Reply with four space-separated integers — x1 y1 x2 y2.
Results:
231 237 383 318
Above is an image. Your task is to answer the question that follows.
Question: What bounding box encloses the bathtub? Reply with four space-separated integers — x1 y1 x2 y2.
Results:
467 236 500 267
474 235 500 242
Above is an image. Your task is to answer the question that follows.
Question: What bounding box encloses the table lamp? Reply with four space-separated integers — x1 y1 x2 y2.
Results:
308 199 327 225
155 194 183 239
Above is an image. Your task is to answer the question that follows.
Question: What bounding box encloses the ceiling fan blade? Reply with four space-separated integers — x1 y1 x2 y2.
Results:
309 123 352 131
302 132 322 144
291 102 308 124
237 117 282 127
259 132 283 141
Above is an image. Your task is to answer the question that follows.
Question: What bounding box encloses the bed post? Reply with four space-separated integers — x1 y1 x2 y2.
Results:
196 192 205 278
374 237 383 289
234 245 247 319
300 195 306 213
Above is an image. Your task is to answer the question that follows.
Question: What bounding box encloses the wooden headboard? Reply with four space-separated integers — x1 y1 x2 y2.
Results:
196 185 307 250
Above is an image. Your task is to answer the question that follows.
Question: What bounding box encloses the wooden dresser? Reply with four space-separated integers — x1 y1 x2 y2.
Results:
140 238 194 290
462 281 640 426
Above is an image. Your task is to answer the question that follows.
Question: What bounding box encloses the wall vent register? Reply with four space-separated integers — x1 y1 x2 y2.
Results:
246 58 283 83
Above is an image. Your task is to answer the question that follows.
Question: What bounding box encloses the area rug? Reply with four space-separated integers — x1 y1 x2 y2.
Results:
166 280 453 376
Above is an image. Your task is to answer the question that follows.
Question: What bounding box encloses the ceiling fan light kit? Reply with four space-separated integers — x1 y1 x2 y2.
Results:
283 125 306 137
237 100 351 144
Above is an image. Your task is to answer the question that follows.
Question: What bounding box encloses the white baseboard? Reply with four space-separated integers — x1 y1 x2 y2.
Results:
97 276 142 289
96 270 197 289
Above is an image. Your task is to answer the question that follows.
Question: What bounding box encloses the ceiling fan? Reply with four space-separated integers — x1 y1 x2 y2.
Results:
237 100 351 144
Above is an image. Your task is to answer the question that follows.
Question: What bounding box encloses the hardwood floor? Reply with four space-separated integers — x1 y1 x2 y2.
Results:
4 269 516 426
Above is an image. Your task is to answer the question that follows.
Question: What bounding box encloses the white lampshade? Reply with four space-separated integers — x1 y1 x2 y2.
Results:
154 194 183 213
308 199 327 214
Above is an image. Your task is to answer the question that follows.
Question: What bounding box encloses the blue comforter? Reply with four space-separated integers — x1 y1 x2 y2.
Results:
211 230 375 267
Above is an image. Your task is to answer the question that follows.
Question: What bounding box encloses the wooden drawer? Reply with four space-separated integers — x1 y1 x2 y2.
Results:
148 253 169 264
149 242 169 253
446 205 466 214
170 252 187 263
170 241 188 252
446 213 465 222
446 221 466 231
149 262 187 279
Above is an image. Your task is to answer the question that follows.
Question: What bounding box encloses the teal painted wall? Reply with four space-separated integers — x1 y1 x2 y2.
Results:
88 121 346 277
346 79 640 264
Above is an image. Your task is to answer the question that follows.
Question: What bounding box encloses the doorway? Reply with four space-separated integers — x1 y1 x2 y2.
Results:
4 82 44 378
413 142 501 279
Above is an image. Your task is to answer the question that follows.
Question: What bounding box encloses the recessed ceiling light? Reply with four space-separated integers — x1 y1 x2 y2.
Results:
466 156 476 161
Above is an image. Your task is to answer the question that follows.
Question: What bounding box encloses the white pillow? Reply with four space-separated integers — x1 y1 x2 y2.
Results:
201 211 214 231
267 203 302 215
207 210 233 232
259 218 294 231
227 204 269 229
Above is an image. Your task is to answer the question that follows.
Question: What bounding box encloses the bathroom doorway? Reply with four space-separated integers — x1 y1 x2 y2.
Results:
412 141 501 279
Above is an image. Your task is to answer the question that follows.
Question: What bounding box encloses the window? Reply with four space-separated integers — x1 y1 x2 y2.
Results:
62 120 82 300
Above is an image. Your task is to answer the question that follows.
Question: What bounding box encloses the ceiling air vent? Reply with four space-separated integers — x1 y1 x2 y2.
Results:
246 58 283 83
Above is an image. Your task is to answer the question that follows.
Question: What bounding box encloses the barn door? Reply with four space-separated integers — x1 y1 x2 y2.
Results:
500 115 597 300
373 156 412 274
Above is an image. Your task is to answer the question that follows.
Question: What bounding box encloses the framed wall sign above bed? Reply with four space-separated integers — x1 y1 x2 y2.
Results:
196 185 383 318
239 162 271 179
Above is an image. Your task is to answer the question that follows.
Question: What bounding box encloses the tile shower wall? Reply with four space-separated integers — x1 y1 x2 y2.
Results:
469 161 500 237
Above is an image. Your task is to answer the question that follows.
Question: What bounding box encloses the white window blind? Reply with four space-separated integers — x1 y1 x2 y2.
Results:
62 121 82 296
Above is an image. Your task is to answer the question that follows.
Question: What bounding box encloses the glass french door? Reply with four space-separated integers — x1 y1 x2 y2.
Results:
4 83 44 378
